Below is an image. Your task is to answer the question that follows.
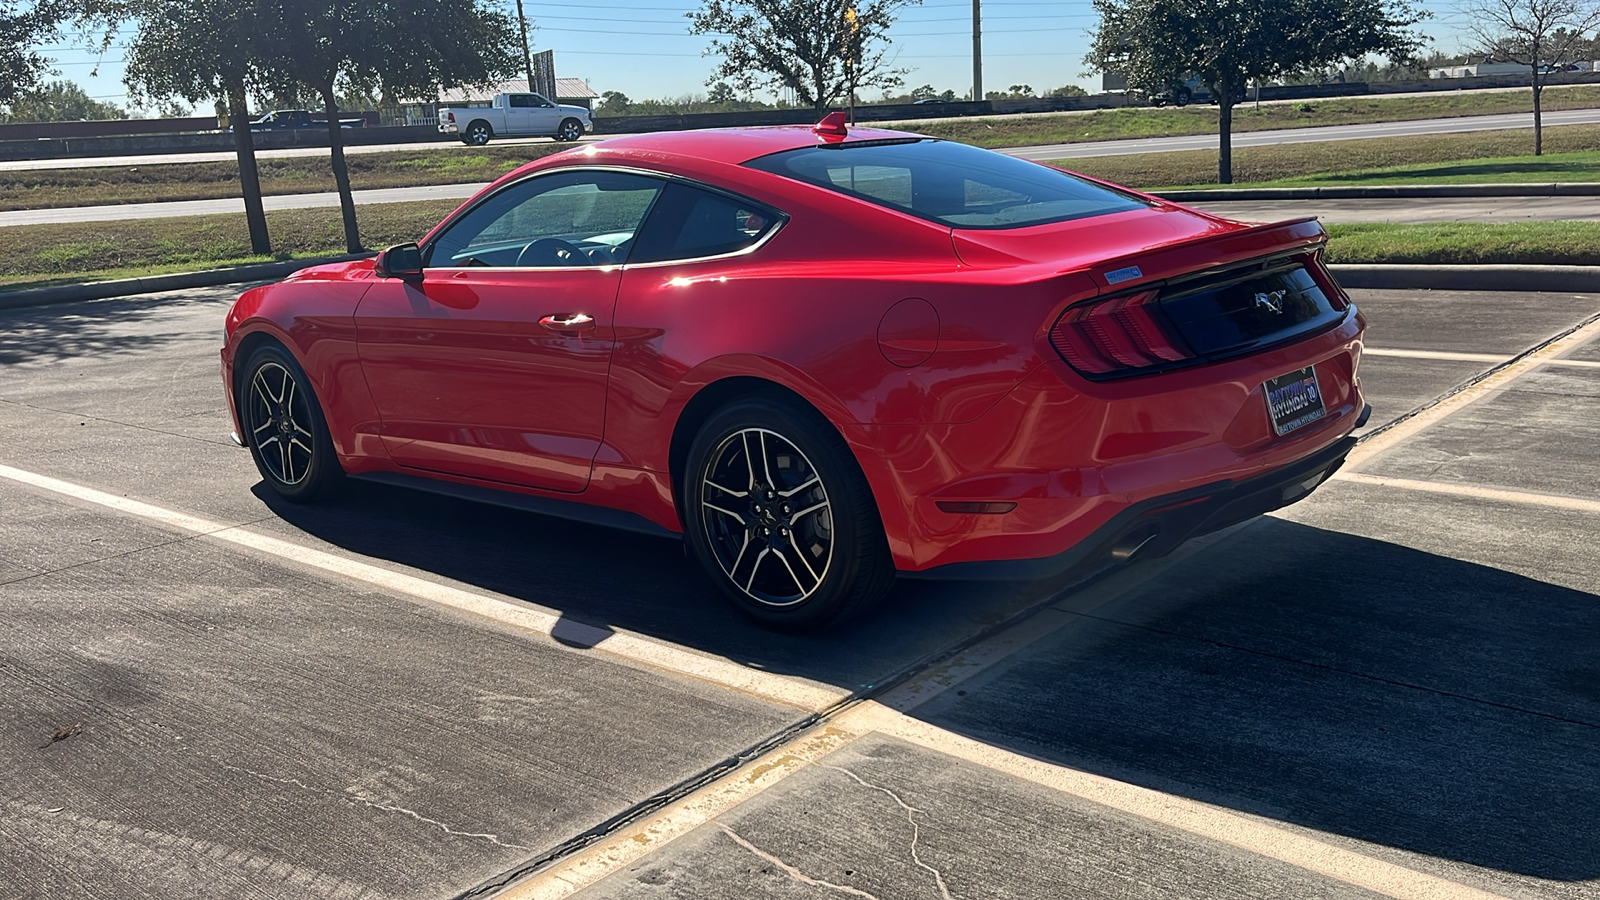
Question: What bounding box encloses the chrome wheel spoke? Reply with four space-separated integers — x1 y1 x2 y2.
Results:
771 550 807 597
788 537 822 586
790 500 829 523
702 501 747 524
777 476 818 498
706 480 748 498
740 432 757 492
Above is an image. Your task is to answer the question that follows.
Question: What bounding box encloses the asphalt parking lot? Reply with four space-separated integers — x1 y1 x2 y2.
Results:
2 285 1597 899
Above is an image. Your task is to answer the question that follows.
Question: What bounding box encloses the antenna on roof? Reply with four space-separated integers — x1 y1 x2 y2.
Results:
813 112 849 139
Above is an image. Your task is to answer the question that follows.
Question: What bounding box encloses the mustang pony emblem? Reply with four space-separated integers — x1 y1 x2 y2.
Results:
1254 289 1288 314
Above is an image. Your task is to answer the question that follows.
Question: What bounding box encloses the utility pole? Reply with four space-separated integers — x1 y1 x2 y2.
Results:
971 0 983 101
515 0 535 93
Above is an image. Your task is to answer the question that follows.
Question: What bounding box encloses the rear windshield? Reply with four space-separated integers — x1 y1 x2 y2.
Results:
744 139 1149 229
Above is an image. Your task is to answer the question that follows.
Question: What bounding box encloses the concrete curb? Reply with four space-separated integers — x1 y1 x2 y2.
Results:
0 253 375 311
1159 183 1600 201
1330 264 1600 293
0 260 1593 313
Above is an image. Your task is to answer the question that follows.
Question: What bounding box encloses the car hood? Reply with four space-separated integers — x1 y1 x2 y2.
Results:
560 104 591 117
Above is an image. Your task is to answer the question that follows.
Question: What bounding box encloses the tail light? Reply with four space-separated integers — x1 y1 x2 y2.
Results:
446 112 456 123
1049 290 1196 376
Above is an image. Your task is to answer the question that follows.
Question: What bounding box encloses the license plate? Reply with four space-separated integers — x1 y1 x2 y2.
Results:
1264 366 1327 436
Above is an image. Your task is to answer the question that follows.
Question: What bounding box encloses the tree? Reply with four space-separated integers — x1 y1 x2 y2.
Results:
82 0 276 253
1461 0 1600 155
688 0 917 112
4 79 126 121
597 89 631 116
707 80 737 104
1046 84 1089 98
264 0 520 253
1 0 62 108
1086 0 1426 183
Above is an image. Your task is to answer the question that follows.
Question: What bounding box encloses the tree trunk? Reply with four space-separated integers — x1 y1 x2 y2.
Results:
227 84 271 255
1218 90 1234 185
321 85 362 254
1532 75 1544 157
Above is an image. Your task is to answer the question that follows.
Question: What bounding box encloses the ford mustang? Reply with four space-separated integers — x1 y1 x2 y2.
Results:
221 113 1368 629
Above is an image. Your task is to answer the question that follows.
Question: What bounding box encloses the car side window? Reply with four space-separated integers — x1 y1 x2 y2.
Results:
425 171 664 268
628 182 782 264
508 94 534 109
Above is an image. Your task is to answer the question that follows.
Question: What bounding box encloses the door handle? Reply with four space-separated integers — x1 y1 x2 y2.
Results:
539 313 595 332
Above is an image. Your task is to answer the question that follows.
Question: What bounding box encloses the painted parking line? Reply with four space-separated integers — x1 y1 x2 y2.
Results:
1333 472 1600 515
1348 313 1600 470
497 546 1506 900
1363 347 1600 370
0 463 846 712
1363 348 1506 364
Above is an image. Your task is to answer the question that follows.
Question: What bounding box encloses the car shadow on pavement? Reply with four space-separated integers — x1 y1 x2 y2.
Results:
912 515 1600 885
256 480 1600 885
253 478 1047 695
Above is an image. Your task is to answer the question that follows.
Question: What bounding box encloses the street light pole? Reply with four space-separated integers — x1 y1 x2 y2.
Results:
971 0 983 102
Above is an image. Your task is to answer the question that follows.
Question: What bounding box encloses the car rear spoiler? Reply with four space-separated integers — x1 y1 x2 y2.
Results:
1078 217 1328 294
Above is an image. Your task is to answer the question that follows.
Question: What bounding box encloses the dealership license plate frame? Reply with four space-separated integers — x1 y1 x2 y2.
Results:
1264 365 1328 436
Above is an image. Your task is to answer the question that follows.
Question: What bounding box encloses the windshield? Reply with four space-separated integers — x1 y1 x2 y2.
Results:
744 139 1149 230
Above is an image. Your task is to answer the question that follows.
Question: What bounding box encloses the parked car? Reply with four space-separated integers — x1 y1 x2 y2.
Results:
248 109 365 131
438 92 592 145
221 114 1367 630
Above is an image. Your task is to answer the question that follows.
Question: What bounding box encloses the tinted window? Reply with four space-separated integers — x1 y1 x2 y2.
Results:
745 139 1148 229
426 171 663 268
508 94 535 108
630 182 782 264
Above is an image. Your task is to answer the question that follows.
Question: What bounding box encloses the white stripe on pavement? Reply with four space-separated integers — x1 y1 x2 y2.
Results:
1363 348 1507 363
1347 314 1600 470
1333 472 1600 514
0 463 846 712
497 542 1507 900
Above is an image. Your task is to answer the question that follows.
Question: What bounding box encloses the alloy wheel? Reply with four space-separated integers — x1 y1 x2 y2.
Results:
558 120 582 142
699 428 833 607
247 361 315 486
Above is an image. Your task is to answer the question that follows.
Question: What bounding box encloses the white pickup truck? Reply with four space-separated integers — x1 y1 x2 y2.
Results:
438 92 593 145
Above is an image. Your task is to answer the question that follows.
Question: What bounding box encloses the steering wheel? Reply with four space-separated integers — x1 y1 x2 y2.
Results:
515 238 585 267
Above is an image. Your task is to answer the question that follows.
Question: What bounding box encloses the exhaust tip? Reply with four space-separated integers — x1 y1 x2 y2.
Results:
1110 526 1161 564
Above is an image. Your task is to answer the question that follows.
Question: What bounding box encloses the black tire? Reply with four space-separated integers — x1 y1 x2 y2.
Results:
239 343 343 503
556 118 583 142
682 396 894 631
464 120 493 145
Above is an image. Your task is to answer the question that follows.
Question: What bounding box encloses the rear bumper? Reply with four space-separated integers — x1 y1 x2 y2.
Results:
904 411 1363 581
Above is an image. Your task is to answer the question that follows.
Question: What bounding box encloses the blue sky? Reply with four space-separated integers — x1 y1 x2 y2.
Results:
38 0 1472 114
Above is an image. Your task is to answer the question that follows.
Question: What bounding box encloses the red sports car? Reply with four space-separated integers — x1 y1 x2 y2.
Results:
221 114 1368 629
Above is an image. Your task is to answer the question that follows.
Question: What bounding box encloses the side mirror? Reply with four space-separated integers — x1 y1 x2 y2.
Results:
373 242 423 281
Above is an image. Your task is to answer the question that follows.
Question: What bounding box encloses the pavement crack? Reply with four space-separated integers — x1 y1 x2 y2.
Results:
224 765 529 850
819 764 953 900
716 822 882 899
344 792 531 850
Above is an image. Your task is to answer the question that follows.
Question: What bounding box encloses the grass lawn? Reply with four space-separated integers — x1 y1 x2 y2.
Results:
0 200 456 288
1323 222 1600 266
909 84 1600 149
0 144 565 212
1058 124 1600 189
3 204 1597 291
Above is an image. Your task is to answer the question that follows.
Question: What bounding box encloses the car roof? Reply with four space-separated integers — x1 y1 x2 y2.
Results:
574 123 926 166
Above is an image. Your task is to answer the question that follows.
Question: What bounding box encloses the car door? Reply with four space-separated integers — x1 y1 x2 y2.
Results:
354 169 665 493
528 93 562 135
503 94 536 135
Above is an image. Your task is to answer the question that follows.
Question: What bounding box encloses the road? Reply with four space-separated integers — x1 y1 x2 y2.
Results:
1002 107 1600 160
5 185 1598 229
6 104 1600 176
3 283 1598 898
